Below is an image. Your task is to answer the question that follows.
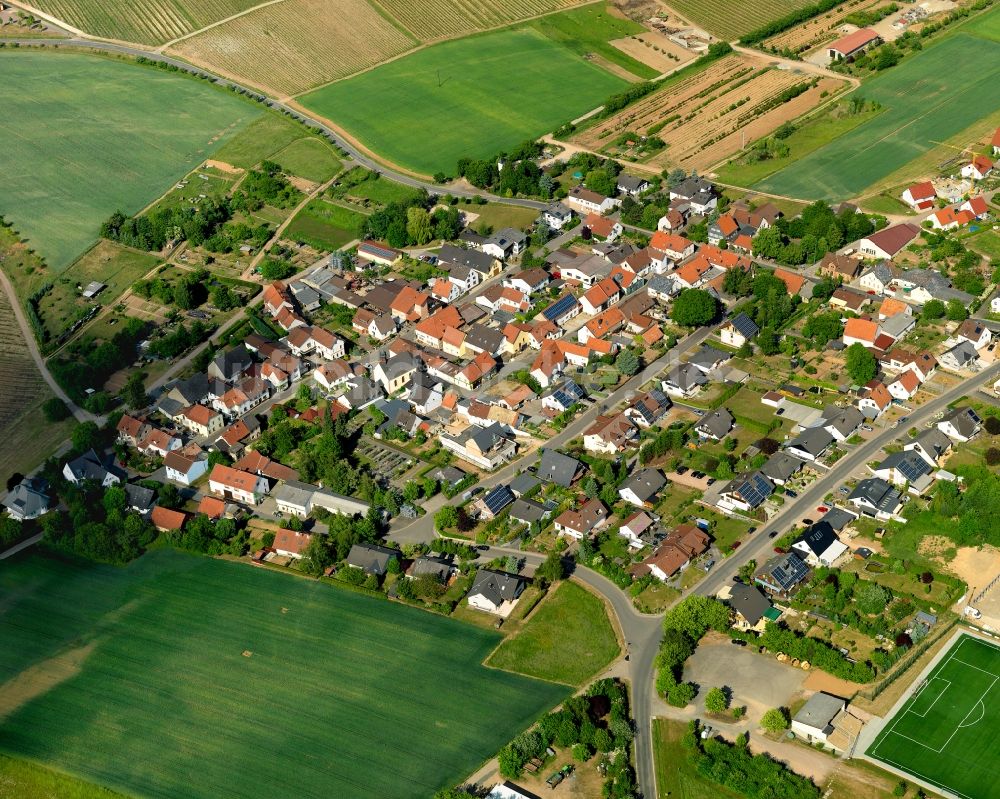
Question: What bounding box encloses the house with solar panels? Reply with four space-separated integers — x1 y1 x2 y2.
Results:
541 293 581 328
720 312 759 348
792 522 848 568
871 450 933 494
717 472 773 514
755 551 809 596
847 478 902 520
541 379 587 413
472 484 516 520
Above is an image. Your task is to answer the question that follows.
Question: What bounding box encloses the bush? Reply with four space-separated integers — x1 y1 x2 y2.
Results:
985 415 1000 435
668 682 696 707
705 687 728 714
42 397 72 422
760 707 790 733
986 448 1000 466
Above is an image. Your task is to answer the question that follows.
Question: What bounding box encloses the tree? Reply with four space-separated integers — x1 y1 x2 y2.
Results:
758 327 780 356
434 505 458 532
535 551 566 586
42 397 72 422
122 371 148 410
985 416 1000 436
671 288 719 327
856 581 892 615
71 421 101 454
760 707 790 733
406 206 433 245
668 682 696 707
173 280 196 310
845 342 877 384
986 448 1000 466
946 299 968 321
211 284 240 311
585 168 616 197
921 299 945 320
615 349 640 376
705 687 728 714
663 595 730 640
802 311 843 345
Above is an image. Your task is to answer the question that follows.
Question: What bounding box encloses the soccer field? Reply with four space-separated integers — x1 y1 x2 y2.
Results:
0 550 566 799
866 634 1000 799
756 19 1000 201
300 27 628 176
0 51 260 271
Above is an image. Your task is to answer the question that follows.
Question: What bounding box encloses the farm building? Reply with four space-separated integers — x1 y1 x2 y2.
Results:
827 28 880 60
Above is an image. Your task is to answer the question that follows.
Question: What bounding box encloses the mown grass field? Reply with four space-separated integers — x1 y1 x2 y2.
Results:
486 581 619 685
663 0 815 40
0 755 128 799
0 51 259 271
867 634 1000 799
0 550 565 799
757 10 1000 200
285 199 366 250
271 138 342 183
301 27 627 175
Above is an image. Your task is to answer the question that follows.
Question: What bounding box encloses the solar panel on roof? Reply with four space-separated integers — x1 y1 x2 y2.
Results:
483 485 515 515
542 294 578 321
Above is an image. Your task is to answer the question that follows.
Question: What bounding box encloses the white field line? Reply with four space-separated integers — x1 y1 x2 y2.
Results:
906 677 951 718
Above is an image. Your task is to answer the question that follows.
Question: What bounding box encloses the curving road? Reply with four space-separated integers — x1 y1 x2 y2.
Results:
5 37 551 212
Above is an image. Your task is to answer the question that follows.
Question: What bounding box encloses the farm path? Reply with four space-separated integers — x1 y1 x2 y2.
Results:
729 43 861 88
0 268 94 424
158 0 288 50
240 169 346 280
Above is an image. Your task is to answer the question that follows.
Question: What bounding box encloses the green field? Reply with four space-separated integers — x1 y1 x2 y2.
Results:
652 719 742 799
272 138 342 183
300 27 628 175
530 3 657 79
0 550 566 799
486 581 619 685
285 199 366 250
0 52 260 271
0 755 128 799
757 19 1000 200
867 634 1000 799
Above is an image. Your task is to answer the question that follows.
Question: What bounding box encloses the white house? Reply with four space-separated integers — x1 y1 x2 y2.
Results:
900 181 936 211
467 570 525 614
937 406 981 442
791 693 847 745
164 450 209 486
208 464 270 505
791 522 848 568
961 155 994 181
541 202 575 231
566 186 620 215
956 319 992 350
720 313 759 348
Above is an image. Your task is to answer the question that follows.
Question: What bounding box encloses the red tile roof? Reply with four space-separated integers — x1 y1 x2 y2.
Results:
150 506 187 531
198 496 227 519
829 27 879 55
773 268 804 295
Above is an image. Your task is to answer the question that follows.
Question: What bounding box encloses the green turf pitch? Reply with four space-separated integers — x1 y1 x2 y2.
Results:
0 550 566 799
756 20 1000 201
866 634 1000 799
0 52 260 270
300 28 628 176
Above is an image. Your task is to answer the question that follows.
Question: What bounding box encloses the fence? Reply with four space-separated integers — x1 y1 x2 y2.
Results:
855 615 959 701
974 573 1000 604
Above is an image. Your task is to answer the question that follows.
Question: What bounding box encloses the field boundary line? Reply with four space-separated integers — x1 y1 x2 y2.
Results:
906 676 951 718
938 676 997 752
158 0 289 49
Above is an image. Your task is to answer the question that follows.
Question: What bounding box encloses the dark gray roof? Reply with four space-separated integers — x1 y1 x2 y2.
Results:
878 450 931 482
728 312 759 339
619 469 666 502
664 363 708 391
468 422 510 453
819 507 857 531
688 345 729 372
509 497 553 524
909 427 953 460
823 406 863 438
671 177 716 201
510 473 541 497
408 555 453 581
469 569 525 606
758 552 809 592
432 465 467 486
849 478 901 513
537 449 583 487
727 583 772 626
346 543 401 575
438 243 496 274
64 449 113 482
169 372 210 404
795 521 838 558
617 174 649 192
481 484 515 515
464 323 506 355
124 483 156 512
727 472 773 508
787 427 834 457
940 406 981 438
696 407 734 439
212 345 253 381
943 340 979 367
760 452 804 482
543 202 573 220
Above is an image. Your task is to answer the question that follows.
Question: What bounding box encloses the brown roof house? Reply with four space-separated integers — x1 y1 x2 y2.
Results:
633 525 710 581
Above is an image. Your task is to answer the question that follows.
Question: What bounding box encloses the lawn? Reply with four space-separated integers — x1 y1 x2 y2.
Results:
757 22 1000 200
485 580 620 685
866 634 1000 799
0 51 261 271
272 137 342 183
342 172 425 206
0 755 127 799
467 202 542 232
285 199 366 250
300 27 628 175
0 549 567 799
530 2 657 79
652 719 742 799
967 229 1000 262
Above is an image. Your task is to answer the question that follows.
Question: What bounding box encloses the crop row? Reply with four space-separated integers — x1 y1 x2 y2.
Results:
171 0 417 95
764 0 883 51
666 0 816 39
375 0 581 40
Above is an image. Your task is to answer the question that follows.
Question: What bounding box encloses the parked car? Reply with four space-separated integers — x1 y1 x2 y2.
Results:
786 489 798 498
706 478 716 486
839 486 850 494
861 424 873 432
817 506 829 513
676 465 689 475
802 518 814 526
731 638 747 647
